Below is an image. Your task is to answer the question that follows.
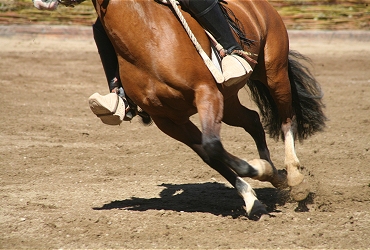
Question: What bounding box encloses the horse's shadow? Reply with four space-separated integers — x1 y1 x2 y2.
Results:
93 182 290 218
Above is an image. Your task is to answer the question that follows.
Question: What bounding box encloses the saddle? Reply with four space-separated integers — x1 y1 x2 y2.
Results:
157 0 257 86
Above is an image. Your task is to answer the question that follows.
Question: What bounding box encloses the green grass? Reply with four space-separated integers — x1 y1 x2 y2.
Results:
275 2 370 29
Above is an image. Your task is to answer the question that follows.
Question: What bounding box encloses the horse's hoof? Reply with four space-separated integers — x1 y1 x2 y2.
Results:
272 169 289 189
247 200 268 221
138 110 153 126
290 178 310 201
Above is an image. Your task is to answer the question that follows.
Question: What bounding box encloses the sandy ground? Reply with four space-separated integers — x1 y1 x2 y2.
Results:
0 26 370 249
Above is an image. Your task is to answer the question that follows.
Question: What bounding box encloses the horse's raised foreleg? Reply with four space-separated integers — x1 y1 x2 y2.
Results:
222 95 288 189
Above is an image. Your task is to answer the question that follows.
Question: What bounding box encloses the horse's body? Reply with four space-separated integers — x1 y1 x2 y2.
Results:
91 0 326 219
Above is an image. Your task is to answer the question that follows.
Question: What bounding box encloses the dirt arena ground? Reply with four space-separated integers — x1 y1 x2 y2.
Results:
1 26 369 249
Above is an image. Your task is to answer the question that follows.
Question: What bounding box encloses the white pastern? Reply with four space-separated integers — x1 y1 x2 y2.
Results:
235 177 264 216
247 159 274 181
284 127 304 187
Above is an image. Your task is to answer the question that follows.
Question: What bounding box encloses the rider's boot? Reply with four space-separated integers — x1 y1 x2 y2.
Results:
89 18 132 125
181 0 255 86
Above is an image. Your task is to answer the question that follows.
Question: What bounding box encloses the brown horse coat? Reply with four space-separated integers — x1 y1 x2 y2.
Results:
90 0 326 219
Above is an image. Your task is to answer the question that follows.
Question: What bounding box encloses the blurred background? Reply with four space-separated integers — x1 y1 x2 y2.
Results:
0 0 369 30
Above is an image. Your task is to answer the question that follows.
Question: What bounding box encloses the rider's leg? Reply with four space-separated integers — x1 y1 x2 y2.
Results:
180 0 255 85
93 18 121 92
89 18 132 125
181 0 240 53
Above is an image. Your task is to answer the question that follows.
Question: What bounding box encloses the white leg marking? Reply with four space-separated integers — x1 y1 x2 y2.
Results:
284 127 304 187
248 159 288 189
247 158 275 182
235 177 265 216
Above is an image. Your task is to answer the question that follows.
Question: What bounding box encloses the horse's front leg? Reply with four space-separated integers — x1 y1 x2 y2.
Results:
152 115 266 219
282 118 310 201
150 96 266 219
195 85 270 218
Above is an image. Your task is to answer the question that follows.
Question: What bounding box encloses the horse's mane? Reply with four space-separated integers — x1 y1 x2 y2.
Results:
219 0 255 48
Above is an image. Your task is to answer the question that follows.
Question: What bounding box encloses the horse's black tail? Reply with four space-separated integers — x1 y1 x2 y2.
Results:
246 50 327 141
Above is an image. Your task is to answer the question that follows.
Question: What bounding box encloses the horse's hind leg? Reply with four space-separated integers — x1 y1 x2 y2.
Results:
281 118 310 201
264 68 310 201
223 95 271 162
223 95 287 189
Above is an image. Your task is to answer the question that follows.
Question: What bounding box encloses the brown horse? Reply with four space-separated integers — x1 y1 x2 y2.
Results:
85 0 325 219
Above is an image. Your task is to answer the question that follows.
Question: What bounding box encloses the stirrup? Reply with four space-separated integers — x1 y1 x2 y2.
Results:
221 54 253 87
122 97 135 121
88 93 127 125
